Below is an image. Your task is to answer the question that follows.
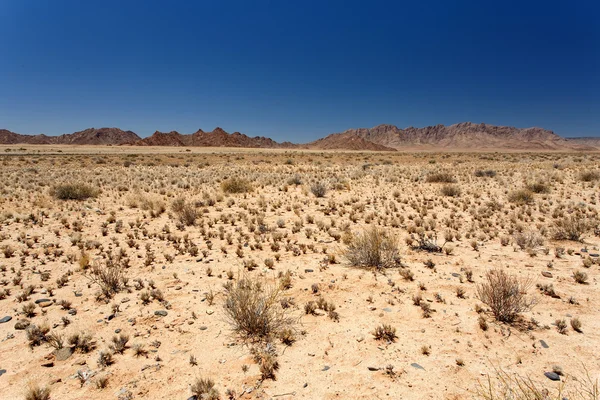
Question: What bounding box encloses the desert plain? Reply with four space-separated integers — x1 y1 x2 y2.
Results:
0 146 599 400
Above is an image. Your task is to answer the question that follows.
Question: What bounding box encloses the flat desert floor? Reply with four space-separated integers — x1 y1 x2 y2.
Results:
0 148 599 400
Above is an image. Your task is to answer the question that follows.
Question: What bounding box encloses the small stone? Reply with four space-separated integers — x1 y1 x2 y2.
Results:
541 271 553 278
74 292 83 297
0 316 12 324
303 383 308 388
115 329 121 334
411 363 425 370
55 347 74 361
199 326 208 331
356 335 365 342
590 253 599 257
304 269 314 273
0 369 6 377
121 298 130 303
544 372 560 381
35 298 51 304
206 310 214 315
41 362 54 368
68 309 77 316
154 310 168 317
322 365 330 371
367 366 380 371
383 308 392 312
540 340 549 348
14 320 30 330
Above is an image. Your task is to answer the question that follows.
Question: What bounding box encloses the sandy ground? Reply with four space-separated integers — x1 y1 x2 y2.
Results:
0 149 599 400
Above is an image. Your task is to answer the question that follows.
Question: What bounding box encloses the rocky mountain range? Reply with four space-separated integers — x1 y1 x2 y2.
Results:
1 123 597 151
0 127 140 146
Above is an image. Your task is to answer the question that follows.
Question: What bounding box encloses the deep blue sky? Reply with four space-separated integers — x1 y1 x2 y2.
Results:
0 0 598 140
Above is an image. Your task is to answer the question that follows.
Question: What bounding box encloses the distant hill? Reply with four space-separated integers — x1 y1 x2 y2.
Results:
338 122 594 150
0 128 139 145
565 137 600 148
136 127 295 148
306 132 396 151
1 123 597 151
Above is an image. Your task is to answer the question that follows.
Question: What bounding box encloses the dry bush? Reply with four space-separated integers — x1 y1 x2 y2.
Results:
310 182 327 198
508 189 534 204
474 169 497 178
553 215 593 241
25 384 51 400
50 183 99 200
373 323 397 342
513 231 544 250
426 172 455 183
580 171 600 182
224 274 294 341
345 226 400 270
26 324 50 348
172 199 198 226
221 177 253 194
527 181 551 194
573 271 588 284
440 184 461 197
251 343 280 380
190 377 219 400
87 259 127 300
476 269 536 323
476 365 599 400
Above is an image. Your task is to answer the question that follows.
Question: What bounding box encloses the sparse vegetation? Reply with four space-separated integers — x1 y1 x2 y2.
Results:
476 269 536 323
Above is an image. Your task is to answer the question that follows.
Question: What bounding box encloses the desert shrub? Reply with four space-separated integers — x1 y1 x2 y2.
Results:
97 350 114 367
573 270 588 284
224 275 294 341
580 171 600 182
426 172 455 183
26 324 50 348
190 377 219 400
45 332 65 350
50 183 99 200
508 189 534 204
345 226 400 270
87 259 126 300
553 215 592 241
527 181 551 193
571 317 583 332
109 333 130 354
251 343 280 380
69 331 95 353
440 184 461 197
476 269 536 323
310 182 327 198
476 365 599 400
474 169 497 178
513 230 544 250
287 175 302 185
25 384 51 400
175 202 198 226
372 324 397 342
221 177 253 194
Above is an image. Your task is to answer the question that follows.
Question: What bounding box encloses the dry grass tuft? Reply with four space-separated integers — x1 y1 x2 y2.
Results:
345 226 400 270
